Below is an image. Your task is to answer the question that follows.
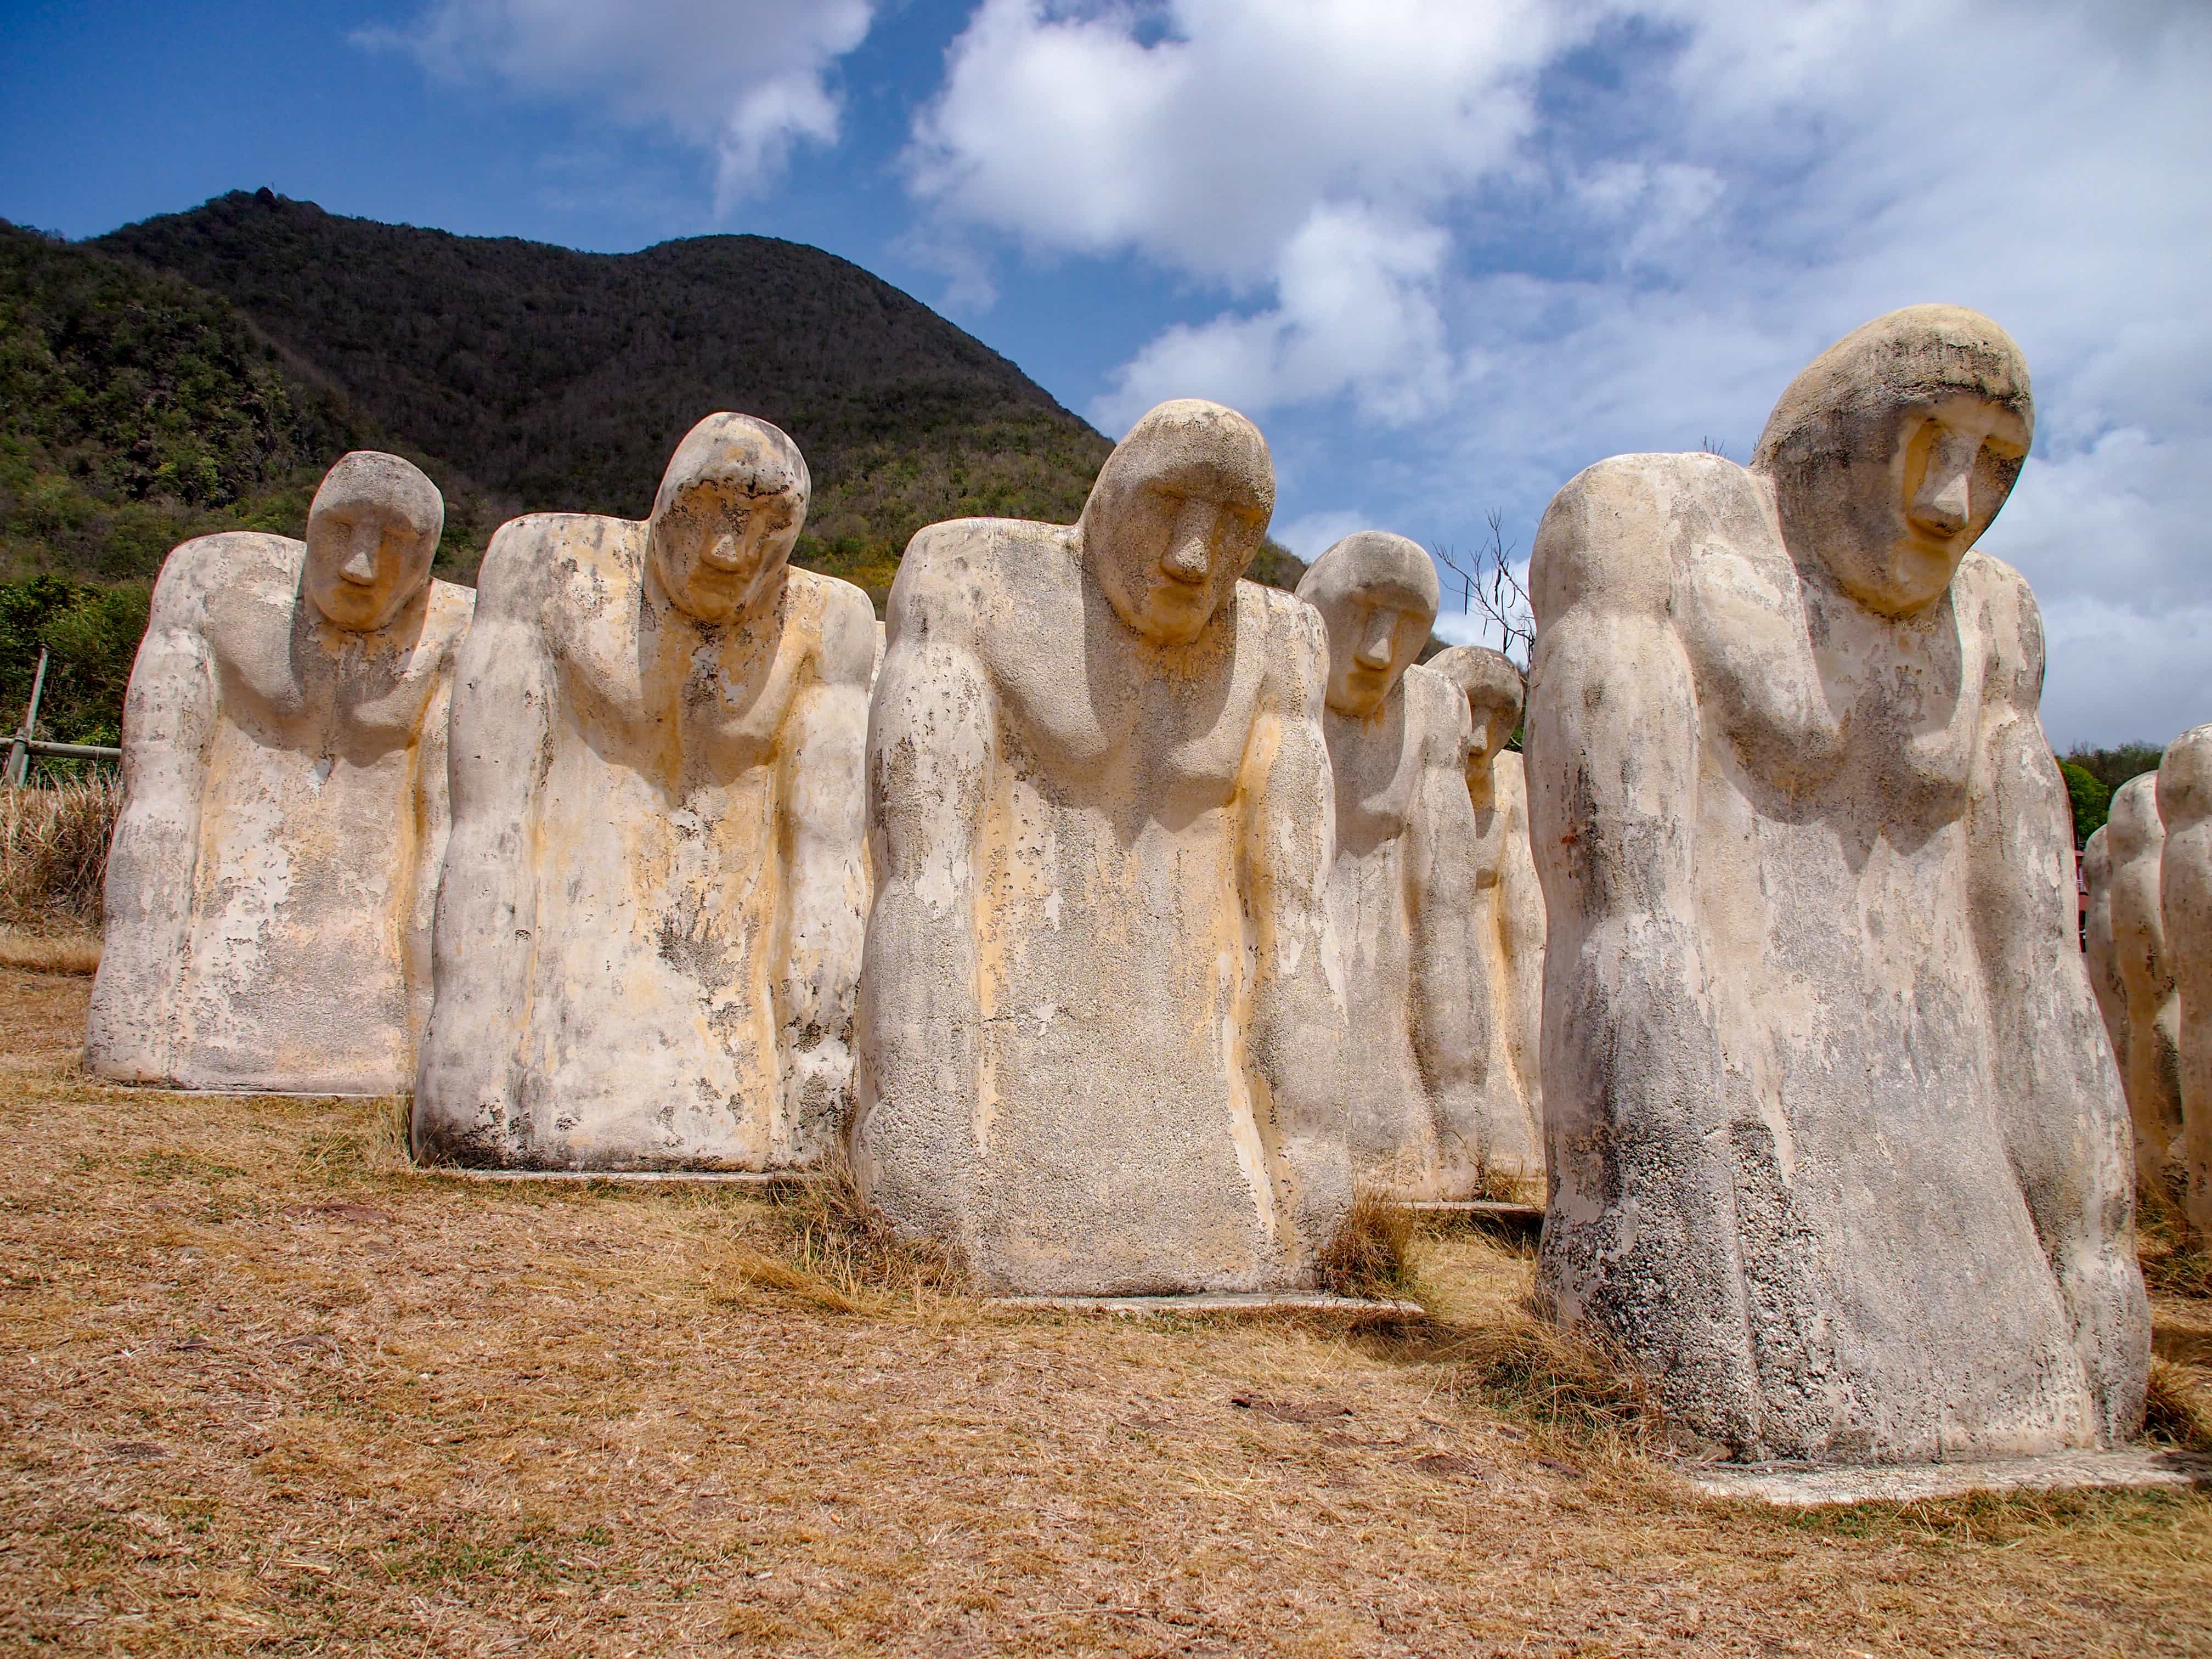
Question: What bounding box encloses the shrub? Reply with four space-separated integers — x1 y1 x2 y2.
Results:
0 774 119 929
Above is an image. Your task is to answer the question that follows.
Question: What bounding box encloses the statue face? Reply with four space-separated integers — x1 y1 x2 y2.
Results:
1296 531 1440 718
648 473 805 624
1464 689 1519 777
1782 392 2030 619
302 456 442 632
1315 580 1433 717
1087 461 1269 646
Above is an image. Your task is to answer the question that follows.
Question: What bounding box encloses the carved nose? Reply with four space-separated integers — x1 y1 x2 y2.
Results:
1910 431 1977 538
1356 612 1397 669
1162 532 1210 585
340 531 380 585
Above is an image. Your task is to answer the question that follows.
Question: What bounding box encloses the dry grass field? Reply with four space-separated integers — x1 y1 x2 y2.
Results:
4 962 2211 1657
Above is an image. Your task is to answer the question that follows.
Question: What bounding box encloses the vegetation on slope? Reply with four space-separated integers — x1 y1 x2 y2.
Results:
98 190 1122 597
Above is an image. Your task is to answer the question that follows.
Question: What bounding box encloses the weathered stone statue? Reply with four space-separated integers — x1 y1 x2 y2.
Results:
87 452 472 1093
414 414 873 1170
854 398 1352 1295
1526 305 2147 1463
2105 775 2185 1199
2082 825 2129 1077
1430 645 1546 1188
2162 724 2212 1232
1294 537 1485 1199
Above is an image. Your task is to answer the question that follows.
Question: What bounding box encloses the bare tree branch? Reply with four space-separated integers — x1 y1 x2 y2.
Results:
1431 509 1533 670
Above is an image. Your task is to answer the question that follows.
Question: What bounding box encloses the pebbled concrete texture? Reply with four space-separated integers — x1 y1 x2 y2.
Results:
1682 1447 2212 1507
1525 304 2148 1464
88 452 471 1096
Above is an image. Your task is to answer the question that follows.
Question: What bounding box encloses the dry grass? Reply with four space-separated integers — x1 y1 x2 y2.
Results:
0 775 119 930
3 966 2211 1655
0 924 99 975
1313 1189 1419 1301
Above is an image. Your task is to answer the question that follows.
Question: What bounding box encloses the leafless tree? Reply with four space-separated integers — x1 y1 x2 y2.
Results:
1431 509 1533 670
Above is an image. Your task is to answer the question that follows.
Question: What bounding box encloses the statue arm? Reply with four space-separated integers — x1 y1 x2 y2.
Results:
1525 460 1762 1449
850 539 994 1236
2160 726 2212 1234
1497 753 1549 1130
414 527 555 1163
402 601 467 1059
1403 677 1490 1164
1963 559 2147 1441
1240 601 1353 1231
86 543 220 1079
774 582 874 1154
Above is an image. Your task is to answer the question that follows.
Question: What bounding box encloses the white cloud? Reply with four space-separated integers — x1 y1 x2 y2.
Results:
910 0 1595 420
357 0 874 200
908 0 2212 744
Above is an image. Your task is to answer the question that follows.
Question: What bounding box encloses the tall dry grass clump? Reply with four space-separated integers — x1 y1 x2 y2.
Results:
1315 1190 1421 1301
0 774 119 930
725 1153 963 1316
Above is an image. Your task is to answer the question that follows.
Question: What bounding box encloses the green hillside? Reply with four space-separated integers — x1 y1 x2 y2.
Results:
1 193 1306 746
97 190 1121 597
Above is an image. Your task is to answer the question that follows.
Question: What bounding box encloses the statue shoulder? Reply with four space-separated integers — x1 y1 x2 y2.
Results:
1240 579 1328 704
424 575 477 643
476 512 636 621
2160 724 2212 831
885 518 1048 665
1533 451 1751 626
1953 549 2044 713
785 567 878 689
153 531 300 616
1400 659 1471 754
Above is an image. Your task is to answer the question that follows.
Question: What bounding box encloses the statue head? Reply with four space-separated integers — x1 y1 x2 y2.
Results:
1752 304 2032 618
1428 645 1525 789
1295 531 1438 718
302 452 444 632
1077 399 1274 646
647 413 810 624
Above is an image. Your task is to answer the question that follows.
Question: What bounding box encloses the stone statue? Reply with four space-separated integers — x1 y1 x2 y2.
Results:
1525 305 2147 1463
854 398 1352 1295
414 414 873 1171
87 452 472 1093
1429 645 1546 1189
2105 775 2185 1199
1294 535 1487 1199
2162 724 2212 1232
2082 825 2128 1076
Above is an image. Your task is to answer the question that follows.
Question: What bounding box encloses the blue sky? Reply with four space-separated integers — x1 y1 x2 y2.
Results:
4 0 2208 747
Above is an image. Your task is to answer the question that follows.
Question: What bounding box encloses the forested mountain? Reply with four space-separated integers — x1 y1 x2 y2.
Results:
2 189 1306 744
97 190 1122 597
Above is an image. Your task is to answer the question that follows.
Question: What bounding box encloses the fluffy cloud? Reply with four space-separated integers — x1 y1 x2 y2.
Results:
357 0 874 200
910 0 2212 745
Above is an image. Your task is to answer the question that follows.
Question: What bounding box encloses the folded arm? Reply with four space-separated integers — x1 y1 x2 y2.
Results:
86 541 220 1080
774 582 874 1157
1526 459 1759 1449
850 534 996 1238
414 525 555 1162
1965 558 2148 1441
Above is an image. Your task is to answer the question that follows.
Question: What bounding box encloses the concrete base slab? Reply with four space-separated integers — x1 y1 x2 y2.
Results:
1682 1446 2212 1506
416 1166 820 1187
991 1291 1423 1326
1400 1200 1544 1221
